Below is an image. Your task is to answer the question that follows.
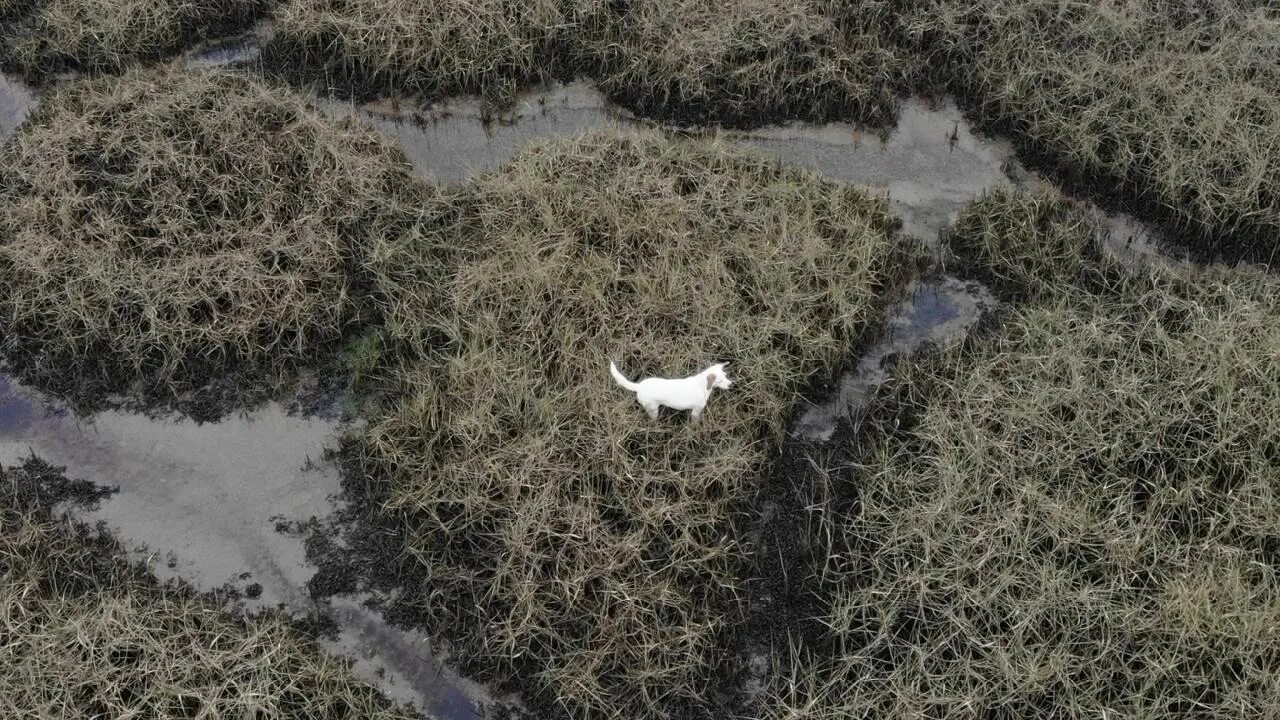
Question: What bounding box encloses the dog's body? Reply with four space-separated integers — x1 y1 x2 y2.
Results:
609 361 732 422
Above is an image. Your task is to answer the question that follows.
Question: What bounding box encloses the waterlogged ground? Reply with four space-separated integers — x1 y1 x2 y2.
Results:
331 83 1015 244
0 72 34 141
0 372 491 719
0 49 1178 719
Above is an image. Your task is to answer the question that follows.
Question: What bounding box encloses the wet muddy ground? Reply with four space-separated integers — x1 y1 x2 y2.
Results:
328 82 1015 245
0 49 1181 719
0 372 493 720
0 72 33 141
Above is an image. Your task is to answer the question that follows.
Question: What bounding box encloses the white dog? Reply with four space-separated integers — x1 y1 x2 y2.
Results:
609 360 732 422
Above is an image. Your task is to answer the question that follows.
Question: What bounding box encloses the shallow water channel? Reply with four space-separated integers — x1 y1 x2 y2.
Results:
0 62 1169 718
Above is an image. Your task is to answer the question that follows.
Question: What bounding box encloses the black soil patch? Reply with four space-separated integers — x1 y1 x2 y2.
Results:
0 319 366 424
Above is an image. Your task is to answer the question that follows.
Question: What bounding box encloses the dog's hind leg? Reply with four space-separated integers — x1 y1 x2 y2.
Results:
642 401 660 421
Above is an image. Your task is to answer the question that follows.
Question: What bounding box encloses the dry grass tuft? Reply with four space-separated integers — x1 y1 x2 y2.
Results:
0 65 425 400
767 189 1280 719
362 129 915 719
269 0 578 102
900 0 1280 260
583 0 919 127
0 0 269 79
944 187 1123 302
267 0 917 125
0 456 420 719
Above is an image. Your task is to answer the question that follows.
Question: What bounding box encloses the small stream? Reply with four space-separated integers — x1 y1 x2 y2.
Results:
0 53 1176 719
325 82 1015 244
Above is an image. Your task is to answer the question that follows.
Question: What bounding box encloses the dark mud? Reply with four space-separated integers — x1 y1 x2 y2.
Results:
796 276 996 441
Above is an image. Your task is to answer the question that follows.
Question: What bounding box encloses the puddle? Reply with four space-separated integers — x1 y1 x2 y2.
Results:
182 20 273 69
1094 207 1190 269
0 372 488 720
328 596 491 720
0 72 35 141
324 83 1022 247
795 276 996 442
320 81 631 182
733 99 1019 242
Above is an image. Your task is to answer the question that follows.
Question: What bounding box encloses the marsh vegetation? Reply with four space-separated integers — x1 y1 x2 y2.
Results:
0 457 418 718
0 66 424 407
1 1 1279 719
363 130 914 719
767 189 1280 719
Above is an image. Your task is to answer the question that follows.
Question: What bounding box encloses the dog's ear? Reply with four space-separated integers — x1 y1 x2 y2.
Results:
706 372 717 389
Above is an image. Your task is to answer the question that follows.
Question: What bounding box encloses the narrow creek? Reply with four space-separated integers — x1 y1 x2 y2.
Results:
0 56 1175 718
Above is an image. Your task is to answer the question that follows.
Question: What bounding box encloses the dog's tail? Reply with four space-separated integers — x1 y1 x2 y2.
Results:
609 361 641 392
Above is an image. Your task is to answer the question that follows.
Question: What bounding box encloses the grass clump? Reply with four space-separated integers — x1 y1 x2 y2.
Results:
0 0 269 80
268 0 578 102
267 0 918 126
363 130 914 719
901 0 1280 261
0 66 425 405
584 0 920 127
0 456 420 719
944 187 1123 301
767 189 1280 719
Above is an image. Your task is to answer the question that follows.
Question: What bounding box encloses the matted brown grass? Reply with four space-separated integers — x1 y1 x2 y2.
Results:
0 456 420 719
899 0 1280 260
0 0 269 79
362 130 916 719
584 0 919 127
269 0 577 102
0 65 426 401
766 189 1280 719
267 0 918 125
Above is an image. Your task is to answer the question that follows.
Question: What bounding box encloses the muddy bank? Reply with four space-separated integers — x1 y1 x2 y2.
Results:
796 276 996 441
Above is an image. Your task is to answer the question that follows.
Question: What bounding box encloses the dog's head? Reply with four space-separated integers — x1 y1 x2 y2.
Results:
705 362 733 391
